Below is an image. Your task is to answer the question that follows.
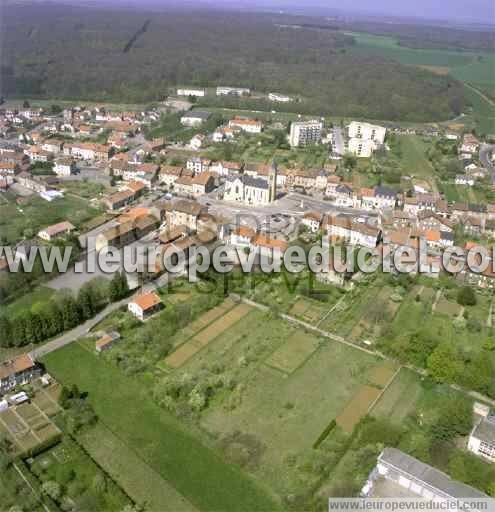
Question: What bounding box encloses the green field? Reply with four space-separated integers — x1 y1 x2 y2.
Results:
30 437 131 511
172 308 381 496
462 85 495 136
396 136 436 179
347 31 495 134
41 343 280 512
0 194 101 244
79 422 197 512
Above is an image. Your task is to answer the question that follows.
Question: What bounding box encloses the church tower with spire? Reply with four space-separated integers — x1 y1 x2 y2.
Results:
268 160 278 202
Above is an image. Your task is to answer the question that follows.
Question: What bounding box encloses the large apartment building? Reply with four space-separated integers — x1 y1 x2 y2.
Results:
289 120 323 147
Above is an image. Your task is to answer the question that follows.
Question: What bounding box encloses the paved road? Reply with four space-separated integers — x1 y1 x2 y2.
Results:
331 127 345 156
30 269 185 360
480 144 495 185
29 296 130 360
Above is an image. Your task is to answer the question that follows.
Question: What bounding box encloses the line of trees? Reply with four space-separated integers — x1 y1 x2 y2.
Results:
0 273 129 348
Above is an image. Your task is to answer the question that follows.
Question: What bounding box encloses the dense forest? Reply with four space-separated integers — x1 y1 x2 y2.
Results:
1 3 468 121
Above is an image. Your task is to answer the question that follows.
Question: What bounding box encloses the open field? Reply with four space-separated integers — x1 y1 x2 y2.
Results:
347 31 495 134
164 299 249 368
396 136 436 179
200 309 380 495
41 343 280 512
335 360 398 433
0 194 101 244
371 368 424 424
265 331 321 374
80 422 197 512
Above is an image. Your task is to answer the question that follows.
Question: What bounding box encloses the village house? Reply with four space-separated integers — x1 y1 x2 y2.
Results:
251 235 288 259
159 165 184 188
174 176 194 197
95 332 121 353
123 163 159 187
460 133 480 154
216 86 250 96
95 221 135 251
190 133 205 150
177 88 206 97
128 292 163 321
363 448 487 499
212 126 236 142
268 92 291 102
25 145 53 163
301 211 323 233
287 169 318 190
210 161 243 177
228 117 263 134
403 194 438 216
416 211 454 233
332 184 354 208
228 225 256 247
186 157 211 175
0 161 18 175
41 139 64 154
164 199 207 232
191 172 216 197
326 215 381 248
424 229 454 249
103 189 136 210
180 111 211 127
455 174 475 186
38 221 75 241
53 157 76 177
325 175 343 197
0 354 42 395
468 415 495 463
70 142 111 161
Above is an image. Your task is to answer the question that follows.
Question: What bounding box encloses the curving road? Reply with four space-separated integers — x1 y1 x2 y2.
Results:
480 143 495 184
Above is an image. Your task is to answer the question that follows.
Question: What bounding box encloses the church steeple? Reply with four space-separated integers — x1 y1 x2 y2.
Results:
269 160 277 202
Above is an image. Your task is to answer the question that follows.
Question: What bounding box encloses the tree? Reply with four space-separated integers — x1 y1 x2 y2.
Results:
108 272 129 301
427 342 464 383
78 285 96 320
22 100 30 108
431 395 473 441
61 295 81 330
59 386 71 408
457 286 477 306
0 316 12 347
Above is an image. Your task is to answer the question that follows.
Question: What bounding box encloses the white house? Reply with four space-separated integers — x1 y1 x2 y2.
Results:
186 157 210 174
268 93 291 102
347 138 375 158
190 134 205 150
177 88 206 97
128 292 162 321
301 211 322 233
228 118 263 134
216 86 250 96
180 111 211 127
38 221 75 241
468 416 495 463
348 122 386 145
53 158 76 176
455 174 475 186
